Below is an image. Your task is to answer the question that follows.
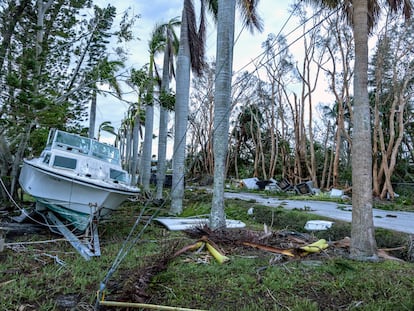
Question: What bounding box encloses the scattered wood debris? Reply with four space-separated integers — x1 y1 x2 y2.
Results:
103 225 410 305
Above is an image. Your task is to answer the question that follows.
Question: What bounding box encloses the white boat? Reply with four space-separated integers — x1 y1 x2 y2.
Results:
19 128 140 232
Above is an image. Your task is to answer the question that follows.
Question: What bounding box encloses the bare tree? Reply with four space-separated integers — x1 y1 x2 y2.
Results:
319 11 354 188
372 18 414 199
187 62 216 179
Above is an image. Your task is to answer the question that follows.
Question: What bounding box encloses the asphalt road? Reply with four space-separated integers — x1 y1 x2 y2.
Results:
224 192 414 234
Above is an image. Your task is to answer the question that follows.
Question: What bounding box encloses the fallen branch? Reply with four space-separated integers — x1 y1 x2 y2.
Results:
99 300 207 310
173 241 204 258
377 249 406 262
241 241 295 257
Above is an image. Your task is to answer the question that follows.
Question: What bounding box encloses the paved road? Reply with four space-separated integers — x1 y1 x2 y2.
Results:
224 192 414 234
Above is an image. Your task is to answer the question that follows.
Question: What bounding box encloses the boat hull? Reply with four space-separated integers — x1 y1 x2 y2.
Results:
19 159 139 231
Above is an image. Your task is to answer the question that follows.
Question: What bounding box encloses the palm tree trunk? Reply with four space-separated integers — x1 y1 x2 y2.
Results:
140 54 156 192
156 106 169 199
156 45 172 200
140 102 154 191
125 122 132 172
171 6 191 215
350 0 377 260
131 114 141 186
210 0 236 229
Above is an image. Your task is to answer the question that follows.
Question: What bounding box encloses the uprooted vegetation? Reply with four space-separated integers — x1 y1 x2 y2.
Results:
1 189 414 310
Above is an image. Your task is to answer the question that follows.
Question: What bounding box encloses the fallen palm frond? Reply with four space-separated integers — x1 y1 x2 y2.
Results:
99 300 207 310
332 237 351 248
241 241 295 257
377 249 406 262
173 241 204 258
115 226 408 306
118 242 182 303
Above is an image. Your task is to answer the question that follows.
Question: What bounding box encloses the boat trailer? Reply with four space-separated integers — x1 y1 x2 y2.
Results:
45 211 101 260
12 206 101 261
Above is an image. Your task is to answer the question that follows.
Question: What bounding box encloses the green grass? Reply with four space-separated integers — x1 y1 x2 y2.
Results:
1 189 413 310
146 255 414 311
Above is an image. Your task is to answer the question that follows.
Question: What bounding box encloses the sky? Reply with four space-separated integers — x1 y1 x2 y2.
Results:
92 0 321 151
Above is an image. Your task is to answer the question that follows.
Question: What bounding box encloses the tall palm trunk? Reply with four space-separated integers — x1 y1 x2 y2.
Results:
171 6 191 214
125 121 132 171
156 45 172 200
131 113 141 186
140 59 155 192
140 104 154 191
156 106 169 198
210 0 236 229
303 0 414 260
350 0 377 260
155 18 180 200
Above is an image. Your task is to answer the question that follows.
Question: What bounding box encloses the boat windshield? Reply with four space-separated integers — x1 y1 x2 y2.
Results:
55 131 90 153
52 130 120 164
91 141 121 164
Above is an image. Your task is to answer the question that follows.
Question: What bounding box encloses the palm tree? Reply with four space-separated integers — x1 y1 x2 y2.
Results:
210 0 263 229
140 26 166 192
304 0 413 260
88 58 124 139
117 107 145 173
128 67 151 185
156 17 180 201
170 0 216 214
97 121 116 141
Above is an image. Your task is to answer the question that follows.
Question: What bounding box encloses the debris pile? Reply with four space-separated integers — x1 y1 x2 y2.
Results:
112 224 406 305
240 177 317 195
182 226 342 260
238 177 352 199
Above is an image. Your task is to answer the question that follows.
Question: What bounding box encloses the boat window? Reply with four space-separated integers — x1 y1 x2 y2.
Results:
91 141 120 164
53 155 77 170
110 169 128 183
55 131 90 154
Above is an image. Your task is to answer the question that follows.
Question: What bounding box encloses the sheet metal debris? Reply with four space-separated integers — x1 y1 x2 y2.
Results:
155 217 246 231
239 177 321 195
304 220 334 231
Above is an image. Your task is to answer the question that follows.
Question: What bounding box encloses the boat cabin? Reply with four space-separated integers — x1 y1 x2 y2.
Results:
39 129 129 184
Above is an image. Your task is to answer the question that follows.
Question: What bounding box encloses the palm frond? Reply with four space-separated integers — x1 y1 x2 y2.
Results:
237 0 264 33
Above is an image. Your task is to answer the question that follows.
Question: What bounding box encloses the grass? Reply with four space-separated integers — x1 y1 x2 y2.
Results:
0 189 413 310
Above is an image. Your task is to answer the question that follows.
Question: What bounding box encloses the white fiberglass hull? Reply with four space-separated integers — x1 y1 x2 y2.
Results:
19 159 139 231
